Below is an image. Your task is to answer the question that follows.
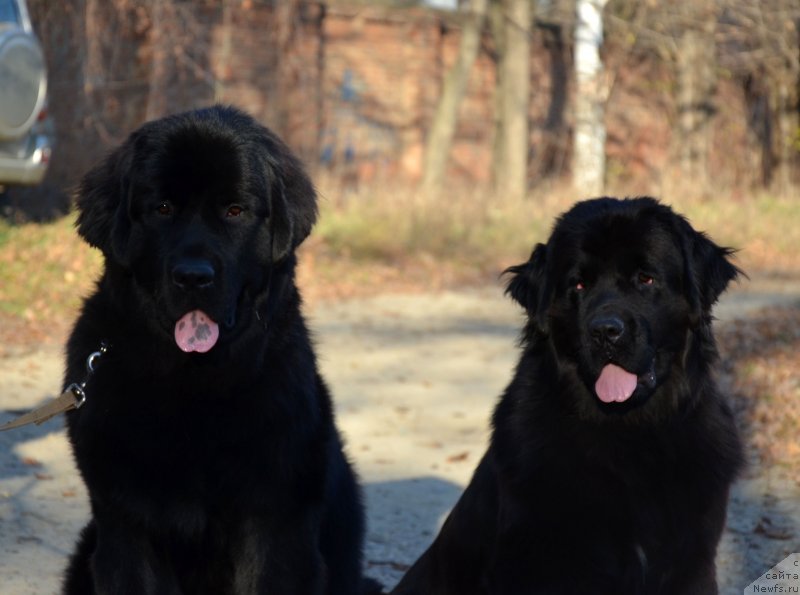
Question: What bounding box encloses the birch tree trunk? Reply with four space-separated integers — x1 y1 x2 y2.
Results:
421 0 489 194
494 0 531 200
572 0 608 197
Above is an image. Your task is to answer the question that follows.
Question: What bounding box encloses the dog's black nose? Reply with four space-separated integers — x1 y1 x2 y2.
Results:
589 315 625 344
172 260 215 290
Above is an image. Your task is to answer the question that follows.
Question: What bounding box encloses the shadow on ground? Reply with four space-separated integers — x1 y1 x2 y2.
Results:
363 477 463 590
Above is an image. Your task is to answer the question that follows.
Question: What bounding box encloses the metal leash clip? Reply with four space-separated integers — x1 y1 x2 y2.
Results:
68 342 110 410
0 341 110 431
65 383 87 410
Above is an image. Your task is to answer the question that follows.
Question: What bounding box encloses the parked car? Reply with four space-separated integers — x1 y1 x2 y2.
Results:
0 0 51 189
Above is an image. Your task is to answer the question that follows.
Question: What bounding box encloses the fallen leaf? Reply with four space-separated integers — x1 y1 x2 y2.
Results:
418 440 443 449
446 451 470 463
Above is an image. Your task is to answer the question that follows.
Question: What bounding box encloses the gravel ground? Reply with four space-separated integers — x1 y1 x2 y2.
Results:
1 277 798 594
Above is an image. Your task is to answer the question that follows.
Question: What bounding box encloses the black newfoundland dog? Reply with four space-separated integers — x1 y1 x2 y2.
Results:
392 197 743 595
62 106 379 595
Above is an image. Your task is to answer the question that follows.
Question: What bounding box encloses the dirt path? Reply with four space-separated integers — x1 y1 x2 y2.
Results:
1 278 798 594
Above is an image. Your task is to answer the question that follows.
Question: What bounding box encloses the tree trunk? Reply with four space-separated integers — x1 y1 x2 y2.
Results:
214 0 234 103
572 0 608 197
495 0 531 200
421 0 489 194
538 22 568 179
775 79 796 193
145 0 170 120
489 1 506 185
743 74 773 187
677 28 716 188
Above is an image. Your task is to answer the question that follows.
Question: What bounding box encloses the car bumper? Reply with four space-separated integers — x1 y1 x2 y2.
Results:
0 133 51 186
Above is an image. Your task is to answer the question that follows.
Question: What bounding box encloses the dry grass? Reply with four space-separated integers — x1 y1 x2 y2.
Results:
664 192 800 275
0 216 101 316
0 184 798 345
315 180 800 277
314 180 556 268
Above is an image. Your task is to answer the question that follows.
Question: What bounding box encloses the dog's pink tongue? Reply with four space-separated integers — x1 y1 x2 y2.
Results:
595 364 638 403
174 310 219 353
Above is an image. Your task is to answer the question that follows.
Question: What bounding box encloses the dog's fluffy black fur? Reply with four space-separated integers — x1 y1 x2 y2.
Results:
62 106 380 595
391 197 743 595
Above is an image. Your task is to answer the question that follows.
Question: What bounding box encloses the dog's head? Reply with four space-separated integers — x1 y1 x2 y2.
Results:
75 105 317 353
506 197 740 417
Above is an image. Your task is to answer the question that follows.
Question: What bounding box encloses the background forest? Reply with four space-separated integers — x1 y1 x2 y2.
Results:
9 0 800 206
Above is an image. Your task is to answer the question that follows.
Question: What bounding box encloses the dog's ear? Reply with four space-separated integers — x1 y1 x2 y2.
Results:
505 243 552 333
75 139 136 264
679 219 742 325
260 135 318 262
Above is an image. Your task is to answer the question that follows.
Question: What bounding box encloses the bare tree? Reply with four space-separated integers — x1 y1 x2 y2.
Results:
215 0 234 103
144 0 216 120
494 0 531 199
489 0 506 184
719 0 800 191
422 0 490 194
144 0 170 120
676 1 717 187
573 0 608 196
605 0 800 191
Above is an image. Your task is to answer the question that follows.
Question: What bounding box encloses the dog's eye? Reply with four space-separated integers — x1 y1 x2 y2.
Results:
638 273 655 286
156 202 173 217
576 281 586 291
226 205 244 218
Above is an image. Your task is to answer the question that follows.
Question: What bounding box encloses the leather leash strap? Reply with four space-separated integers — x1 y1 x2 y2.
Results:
0 342 108 432
0 384 86 431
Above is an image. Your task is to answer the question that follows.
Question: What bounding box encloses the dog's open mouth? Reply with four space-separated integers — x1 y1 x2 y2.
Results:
174 310 220 353
595 361 656 403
